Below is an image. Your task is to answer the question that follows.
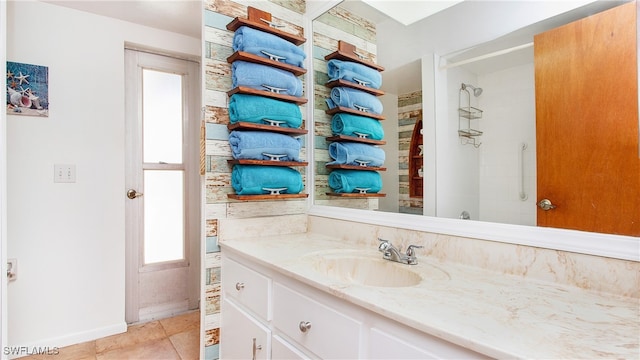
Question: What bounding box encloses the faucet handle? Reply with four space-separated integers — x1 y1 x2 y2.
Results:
406 245 423 257
377 238 391 251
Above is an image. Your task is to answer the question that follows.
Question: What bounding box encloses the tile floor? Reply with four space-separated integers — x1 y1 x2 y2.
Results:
20 310 200 360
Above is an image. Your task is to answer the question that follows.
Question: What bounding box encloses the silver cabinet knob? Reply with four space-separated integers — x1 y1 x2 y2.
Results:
126 189 143 199
537 199 556 211
298 321 312 333
235 282 245 291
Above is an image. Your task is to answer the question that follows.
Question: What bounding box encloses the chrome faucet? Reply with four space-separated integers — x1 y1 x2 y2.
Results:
377 238 423 265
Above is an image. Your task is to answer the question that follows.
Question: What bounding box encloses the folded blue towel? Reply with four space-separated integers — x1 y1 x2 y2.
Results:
232 61 303 97
233 26 306 68
325 87 383 114
327 142 385 167
331 113 384 140
328 169 382 193
229 131 301 162
327 59 382 89
232 165 303 195
229 94 303 128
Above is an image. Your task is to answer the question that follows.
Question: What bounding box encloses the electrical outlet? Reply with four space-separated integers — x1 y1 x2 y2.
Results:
54 164 76 183
7 258 17 281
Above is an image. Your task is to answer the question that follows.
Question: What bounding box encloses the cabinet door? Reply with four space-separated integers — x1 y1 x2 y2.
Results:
272 282 361 359
221 298 270 360
222 256 271 320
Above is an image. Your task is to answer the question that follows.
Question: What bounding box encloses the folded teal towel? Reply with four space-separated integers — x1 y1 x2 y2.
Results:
327 142 385 167
331 113 384 140
325 87 383 114
327 59 382 89
234 26 306 68
229 131 301 162
328 169 382 193
229 94 302 128
232 61 303 97
232 165 303 195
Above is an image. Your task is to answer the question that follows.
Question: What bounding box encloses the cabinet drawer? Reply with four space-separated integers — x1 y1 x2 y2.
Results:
272 335 310 360
222 256 271 320
273 282 361 359
221 298 270 360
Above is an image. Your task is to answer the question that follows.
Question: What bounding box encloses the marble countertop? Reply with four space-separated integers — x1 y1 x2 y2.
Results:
220 233 640 359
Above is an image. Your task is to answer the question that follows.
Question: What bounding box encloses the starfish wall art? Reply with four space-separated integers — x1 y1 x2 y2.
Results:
6 61 49 117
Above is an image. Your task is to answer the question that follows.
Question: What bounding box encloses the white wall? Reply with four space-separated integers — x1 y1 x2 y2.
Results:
435 66 480 220
1 0 7 354
478 63 537 225
6 1 199 349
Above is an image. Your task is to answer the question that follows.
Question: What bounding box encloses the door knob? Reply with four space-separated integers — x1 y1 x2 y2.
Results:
537 198 556 211
127 189 143 199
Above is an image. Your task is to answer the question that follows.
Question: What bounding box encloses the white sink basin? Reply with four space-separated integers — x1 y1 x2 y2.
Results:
308 252 425 287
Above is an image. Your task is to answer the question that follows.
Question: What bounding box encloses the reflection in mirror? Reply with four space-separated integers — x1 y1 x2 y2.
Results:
312 0 639 238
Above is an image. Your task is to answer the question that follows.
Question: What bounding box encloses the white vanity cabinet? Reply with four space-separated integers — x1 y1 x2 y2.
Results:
220 256 272 359
221 251 487 359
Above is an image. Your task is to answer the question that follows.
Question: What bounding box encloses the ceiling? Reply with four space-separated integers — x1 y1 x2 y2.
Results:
41 0 202 38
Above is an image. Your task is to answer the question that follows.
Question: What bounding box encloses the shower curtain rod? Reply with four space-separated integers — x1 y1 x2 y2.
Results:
439 42 534 70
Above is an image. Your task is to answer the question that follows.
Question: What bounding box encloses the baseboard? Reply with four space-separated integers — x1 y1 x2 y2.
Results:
6 322 127 359
138 300 189 323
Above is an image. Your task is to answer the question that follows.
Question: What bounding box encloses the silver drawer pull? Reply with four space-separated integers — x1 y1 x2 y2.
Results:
235 282 245 291
252 338 262 360
298 321 312 333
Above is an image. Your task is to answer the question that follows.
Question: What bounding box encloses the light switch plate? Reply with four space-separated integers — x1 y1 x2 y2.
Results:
54 164 76 183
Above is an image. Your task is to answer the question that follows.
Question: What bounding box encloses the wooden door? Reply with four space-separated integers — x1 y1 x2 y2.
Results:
534 1 639 236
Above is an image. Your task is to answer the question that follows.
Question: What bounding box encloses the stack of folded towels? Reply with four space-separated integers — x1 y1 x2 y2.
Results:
232 165 304 195
327 59 381 89
328 169 382 194
229 130 301 162
331 113 384 140
233 26 306 68
229 93 303 128
325 87 382 114
327 142 385 167
232 61 303 97
325 57 386 194
228 25 307 197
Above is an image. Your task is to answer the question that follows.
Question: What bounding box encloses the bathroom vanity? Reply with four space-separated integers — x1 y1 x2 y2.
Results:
218 227 639 359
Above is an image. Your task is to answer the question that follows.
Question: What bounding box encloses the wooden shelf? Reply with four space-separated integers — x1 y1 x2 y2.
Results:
228 193 308 200
324 41 384 71
228 122 307 135
228 86 307 104
228 159 308 167
226 7 306 46
326 135 386 145
227 51 306 77
326 79 384 96
325 107 385 121
326 192 386 198
326 164 386 171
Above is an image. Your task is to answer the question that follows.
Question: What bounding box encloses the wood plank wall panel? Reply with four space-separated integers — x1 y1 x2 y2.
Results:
202 1 306 359
398 91 424 214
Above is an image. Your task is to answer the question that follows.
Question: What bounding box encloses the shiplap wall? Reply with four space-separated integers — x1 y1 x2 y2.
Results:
202 1 306 358
398 90 424 214
312 5 381 210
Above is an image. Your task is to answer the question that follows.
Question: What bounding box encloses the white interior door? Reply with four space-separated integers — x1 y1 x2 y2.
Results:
124 49 200 323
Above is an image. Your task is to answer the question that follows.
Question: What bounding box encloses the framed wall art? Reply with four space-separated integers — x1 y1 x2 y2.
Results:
6 61 49 117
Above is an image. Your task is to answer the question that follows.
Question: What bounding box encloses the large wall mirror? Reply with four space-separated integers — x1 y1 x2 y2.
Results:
307 0 639 261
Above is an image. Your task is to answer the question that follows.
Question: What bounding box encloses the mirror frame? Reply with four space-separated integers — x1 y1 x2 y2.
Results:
304 0 639 262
